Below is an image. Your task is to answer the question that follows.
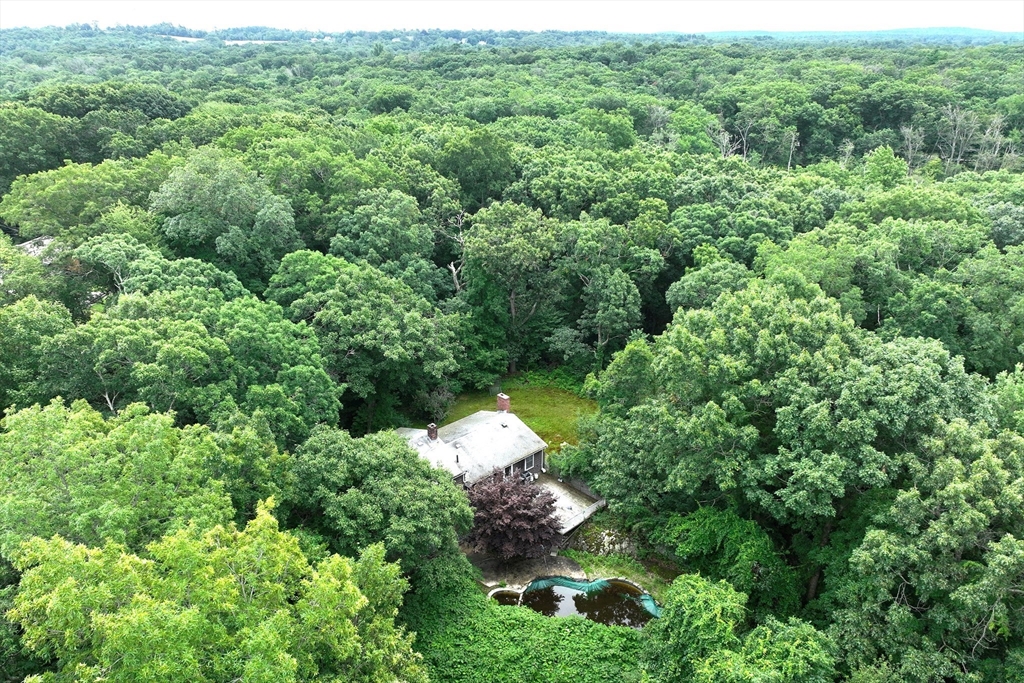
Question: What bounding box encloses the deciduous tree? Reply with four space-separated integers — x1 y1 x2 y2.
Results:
644 574 833 683
463 202 562 372
150 147 302 290
9 502 427 683
0 400 232 559
465 473 561 562
268 251 460 430
285 426 473 573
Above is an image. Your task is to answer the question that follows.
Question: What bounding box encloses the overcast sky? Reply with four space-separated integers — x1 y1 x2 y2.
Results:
1 0 1022 34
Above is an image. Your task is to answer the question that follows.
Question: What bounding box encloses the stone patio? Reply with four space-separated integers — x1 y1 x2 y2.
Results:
534 472 606 534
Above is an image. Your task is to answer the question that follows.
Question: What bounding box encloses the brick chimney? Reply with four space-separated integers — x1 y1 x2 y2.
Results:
427 423 438 440
496 393 510 412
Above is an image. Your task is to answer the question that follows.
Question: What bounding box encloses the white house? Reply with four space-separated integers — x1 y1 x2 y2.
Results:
396 393 546 488
397 393 606 534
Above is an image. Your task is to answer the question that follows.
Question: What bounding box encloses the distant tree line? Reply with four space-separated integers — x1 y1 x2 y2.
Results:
1 26 1023 683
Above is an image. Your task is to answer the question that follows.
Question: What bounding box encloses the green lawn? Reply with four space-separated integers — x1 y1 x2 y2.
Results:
439 385 596 452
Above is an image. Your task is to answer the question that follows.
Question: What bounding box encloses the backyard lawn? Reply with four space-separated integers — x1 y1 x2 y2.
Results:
440 384 596 451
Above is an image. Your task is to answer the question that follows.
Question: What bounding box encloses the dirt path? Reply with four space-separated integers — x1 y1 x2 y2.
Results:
466 549 587 592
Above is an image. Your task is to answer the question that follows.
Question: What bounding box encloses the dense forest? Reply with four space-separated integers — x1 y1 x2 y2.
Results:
2 23 1024 683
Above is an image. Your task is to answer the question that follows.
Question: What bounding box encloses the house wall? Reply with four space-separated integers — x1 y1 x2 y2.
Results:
502 449 544 479
453 449 547 488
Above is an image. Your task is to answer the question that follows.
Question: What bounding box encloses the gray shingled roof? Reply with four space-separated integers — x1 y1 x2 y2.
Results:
395 427 464 477
398 411 547 485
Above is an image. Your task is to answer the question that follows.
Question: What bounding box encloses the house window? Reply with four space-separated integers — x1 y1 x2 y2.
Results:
454 474 466 488
525 453 535 471
504 465 512 478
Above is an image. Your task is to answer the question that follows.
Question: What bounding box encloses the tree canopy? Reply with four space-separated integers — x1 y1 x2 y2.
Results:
465 473 562 562
1 23 1023 683
9 502 427 683
284 426 473 573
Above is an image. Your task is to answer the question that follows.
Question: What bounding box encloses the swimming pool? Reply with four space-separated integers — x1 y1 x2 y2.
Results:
489 576 660 628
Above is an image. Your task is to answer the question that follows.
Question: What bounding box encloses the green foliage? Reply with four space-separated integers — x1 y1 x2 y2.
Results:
0 561 46 683
329 188 433 266
644 574 834 683
32 287 338 448
286 426 473 574
505 366 588 394
861 146 909 189
73 233 250 299
74 202 163 248
367 84 417 114
569 108 637 151
827 421 1024 681
0 103 70 194
0 150 181 240
577 274 1019 678
0 296 72 411
0 400 232 559
327 187 447 299
9 503 426 683
643 574 745 681
654 508 800 618
434 128 517 210
666 251 753 312
991 364 1024 432
0 234 51 306
268 251 460 431
150 147 303 290
760 210 1024 376
837 185 987 228
2 27 1024 681
21 81 191 121
402 563 644 683
226 124 411 248
668 169 799 265
583 279 987 527
464 202 562 371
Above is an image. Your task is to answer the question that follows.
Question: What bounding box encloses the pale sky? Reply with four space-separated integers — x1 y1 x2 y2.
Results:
1 0 1022 34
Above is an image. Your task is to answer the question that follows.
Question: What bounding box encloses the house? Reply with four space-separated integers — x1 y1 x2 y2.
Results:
397 393 606 534
396 393 546 488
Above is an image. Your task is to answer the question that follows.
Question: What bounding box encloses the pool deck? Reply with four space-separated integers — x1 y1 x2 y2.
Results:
534 473 606 534
472 552 588 593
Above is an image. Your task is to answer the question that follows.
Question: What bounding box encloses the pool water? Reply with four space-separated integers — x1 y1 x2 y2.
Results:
491 577 657 628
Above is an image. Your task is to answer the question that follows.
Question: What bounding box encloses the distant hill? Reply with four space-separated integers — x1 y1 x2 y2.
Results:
703 27 1023 43
1 24 1019 50
154 25 1024 46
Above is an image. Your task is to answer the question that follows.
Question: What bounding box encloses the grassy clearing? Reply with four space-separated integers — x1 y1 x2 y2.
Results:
441 384 596 452
561 550 675 604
